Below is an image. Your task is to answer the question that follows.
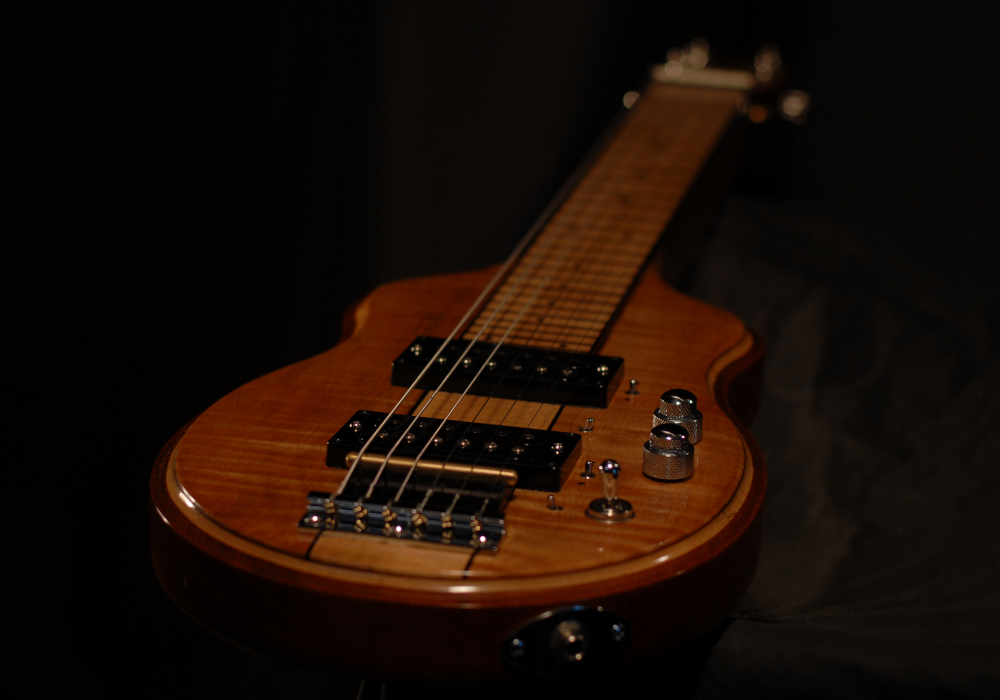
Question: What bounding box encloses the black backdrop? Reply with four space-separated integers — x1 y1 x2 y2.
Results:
12 1 1000 697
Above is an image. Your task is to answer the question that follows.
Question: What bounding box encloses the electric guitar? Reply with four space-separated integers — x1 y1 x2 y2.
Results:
150 58 768 682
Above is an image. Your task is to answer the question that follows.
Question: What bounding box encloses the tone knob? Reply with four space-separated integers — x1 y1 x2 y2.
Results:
653 388 702 444
642 423 695 481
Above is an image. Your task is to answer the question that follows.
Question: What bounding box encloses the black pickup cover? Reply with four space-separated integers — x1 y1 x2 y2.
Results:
391 336 624 408
326 410 581 492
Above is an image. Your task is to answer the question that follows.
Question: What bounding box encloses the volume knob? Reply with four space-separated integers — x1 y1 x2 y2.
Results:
642 423 695 481
653 389 702 444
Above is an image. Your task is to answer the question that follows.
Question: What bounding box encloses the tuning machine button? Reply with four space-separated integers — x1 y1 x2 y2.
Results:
653 389 702 444
642 423 694 481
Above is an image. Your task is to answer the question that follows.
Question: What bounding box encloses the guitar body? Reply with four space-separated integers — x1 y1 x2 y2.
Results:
150 83 766 683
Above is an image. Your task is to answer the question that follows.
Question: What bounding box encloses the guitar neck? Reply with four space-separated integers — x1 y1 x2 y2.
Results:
464 83 744 354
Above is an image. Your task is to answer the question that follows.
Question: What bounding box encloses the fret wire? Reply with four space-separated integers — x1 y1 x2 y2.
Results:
477 118 665 355
426 101 668 498
470 314 614 329
466 88 735 406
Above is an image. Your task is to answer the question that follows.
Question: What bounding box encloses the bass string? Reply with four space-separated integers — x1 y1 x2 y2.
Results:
382 177 627 507
427 114 670 518
342 139 625 505
453 153 660 518
467 97 686 352
386 120 658 517
357 222 565 504
343 94 658 514
332 190 559 500
333 106 637 504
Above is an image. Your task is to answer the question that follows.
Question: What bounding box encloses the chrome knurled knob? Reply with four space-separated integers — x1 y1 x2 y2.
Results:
642 423 695 481
652 388 703 444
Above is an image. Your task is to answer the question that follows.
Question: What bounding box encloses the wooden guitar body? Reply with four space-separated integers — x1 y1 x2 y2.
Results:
150 82 766 683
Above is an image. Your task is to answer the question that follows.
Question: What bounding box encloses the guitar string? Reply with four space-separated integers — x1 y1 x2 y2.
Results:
338 142 620 506
446 116 664 526
329 103 635 507
448 99 686 534
340 92 670 531
386 102 660 524
406 227 624 529
389 114 658 527
378 162 628 507
332 210 548 499
356 227 563 504
387 225 595 509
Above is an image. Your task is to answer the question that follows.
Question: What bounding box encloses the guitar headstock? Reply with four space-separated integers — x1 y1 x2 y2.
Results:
649 37 811 125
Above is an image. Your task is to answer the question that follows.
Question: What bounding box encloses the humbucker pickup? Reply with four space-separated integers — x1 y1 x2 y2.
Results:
391 336 624 408
326 410 582 492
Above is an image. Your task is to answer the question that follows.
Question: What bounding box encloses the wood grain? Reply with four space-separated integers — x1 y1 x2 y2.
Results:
150 83 766 681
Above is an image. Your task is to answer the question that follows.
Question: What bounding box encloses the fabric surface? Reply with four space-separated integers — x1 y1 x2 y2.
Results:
685 197 1000 698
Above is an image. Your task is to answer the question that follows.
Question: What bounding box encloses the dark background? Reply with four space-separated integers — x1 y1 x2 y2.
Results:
12 1 999 697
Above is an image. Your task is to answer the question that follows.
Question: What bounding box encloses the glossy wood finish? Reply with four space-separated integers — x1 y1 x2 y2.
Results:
466 84 744 352
150 83 766 682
